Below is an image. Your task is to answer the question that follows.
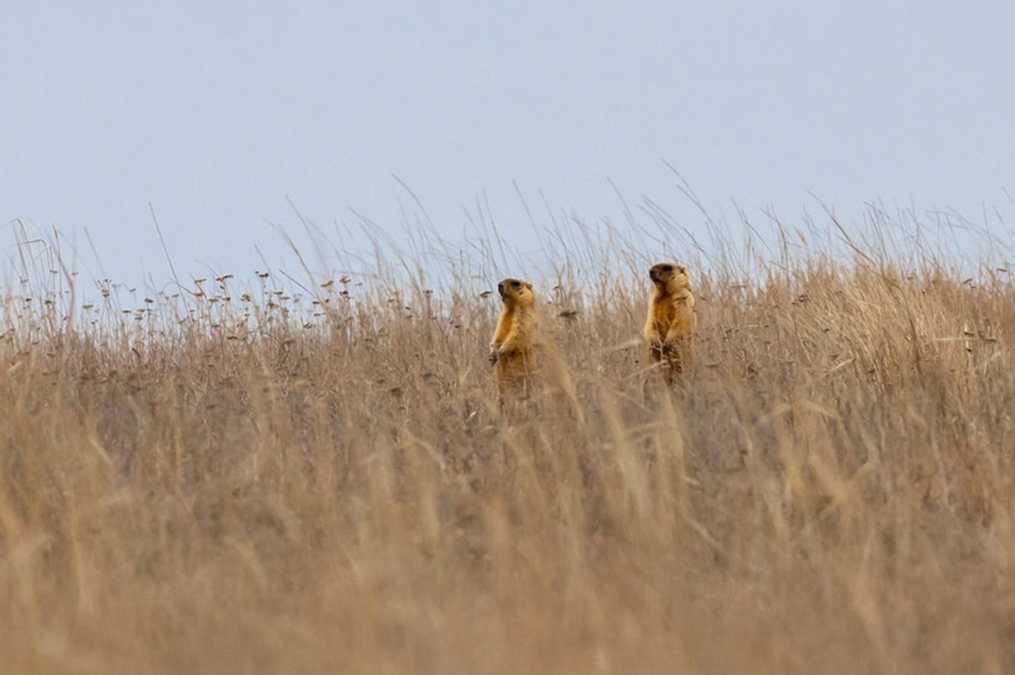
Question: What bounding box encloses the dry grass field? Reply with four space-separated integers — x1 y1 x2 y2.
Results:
2 220 1015 674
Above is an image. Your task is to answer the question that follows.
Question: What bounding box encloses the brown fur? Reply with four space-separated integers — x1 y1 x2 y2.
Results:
489 278 541 403
644 262 697 383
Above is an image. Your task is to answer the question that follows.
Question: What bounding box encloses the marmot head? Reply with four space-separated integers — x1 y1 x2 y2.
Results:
497 278 535 306
649 262 689 292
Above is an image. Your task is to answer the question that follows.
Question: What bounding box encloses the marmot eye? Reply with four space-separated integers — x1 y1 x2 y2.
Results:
513 281 521 288
662 265 673 272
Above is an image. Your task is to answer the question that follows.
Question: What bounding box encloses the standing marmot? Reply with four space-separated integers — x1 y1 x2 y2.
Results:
644 262 697 383
489 278 540 402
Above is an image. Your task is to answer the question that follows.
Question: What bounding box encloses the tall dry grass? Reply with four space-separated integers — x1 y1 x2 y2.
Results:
2 218 1015 674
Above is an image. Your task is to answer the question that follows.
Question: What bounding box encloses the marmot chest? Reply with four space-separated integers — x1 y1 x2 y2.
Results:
652 300 679 333
653 294 691 333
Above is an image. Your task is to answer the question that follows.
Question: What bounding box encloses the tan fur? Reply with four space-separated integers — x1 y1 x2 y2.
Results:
489 278 540 402
644 262 697 383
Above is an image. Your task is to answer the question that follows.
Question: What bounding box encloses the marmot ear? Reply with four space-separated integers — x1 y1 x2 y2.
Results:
524 282 533 290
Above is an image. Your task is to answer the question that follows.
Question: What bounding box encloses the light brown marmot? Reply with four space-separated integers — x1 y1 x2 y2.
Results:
489 278 540 401
644 262 697 383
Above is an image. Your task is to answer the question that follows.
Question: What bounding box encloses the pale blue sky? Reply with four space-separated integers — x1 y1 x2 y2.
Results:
2 1 1013 284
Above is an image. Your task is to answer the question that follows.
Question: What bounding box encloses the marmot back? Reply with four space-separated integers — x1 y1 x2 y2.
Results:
643 262 697 383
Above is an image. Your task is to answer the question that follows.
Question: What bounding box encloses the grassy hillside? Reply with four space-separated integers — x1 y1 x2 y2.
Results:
2 227 1014 674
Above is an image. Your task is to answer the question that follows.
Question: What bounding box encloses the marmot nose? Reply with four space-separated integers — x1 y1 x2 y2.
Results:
497 282 504 294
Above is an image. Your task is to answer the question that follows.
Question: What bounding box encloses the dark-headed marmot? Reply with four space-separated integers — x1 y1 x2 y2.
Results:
644 262 697 382
489 278 540 401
